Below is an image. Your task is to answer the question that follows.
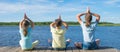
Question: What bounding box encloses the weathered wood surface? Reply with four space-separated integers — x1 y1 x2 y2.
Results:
0 46 119 52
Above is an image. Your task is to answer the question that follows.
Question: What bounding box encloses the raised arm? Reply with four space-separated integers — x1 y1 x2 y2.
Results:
76 13 86 24
92 13 100 22
27 18 34 28
62 21 68 29
86 7 91 13
19 17 26 28
58 15 68 29
24 13 34 28
50 22 56 28
86 7 100 22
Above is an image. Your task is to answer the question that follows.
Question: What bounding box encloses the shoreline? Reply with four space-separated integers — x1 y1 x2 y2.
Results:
0 22 120 26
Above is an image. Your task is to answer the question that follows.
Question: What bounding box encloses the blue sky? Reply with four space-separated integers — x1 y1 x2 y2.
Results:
0 0 120 23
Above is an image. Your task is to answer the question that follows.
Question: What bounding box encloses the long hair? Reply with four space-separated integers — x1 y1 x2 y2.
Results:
55 19 62 27
22 20 30 37
85 13 92 27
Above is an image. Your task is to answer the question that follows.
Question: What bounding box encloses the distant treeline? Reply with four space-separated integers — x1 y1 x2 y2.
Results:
0 22 120 26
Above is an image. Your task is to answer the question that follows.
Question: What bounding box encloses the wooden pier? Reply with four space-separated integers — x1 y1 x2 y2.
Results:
0 46 119 52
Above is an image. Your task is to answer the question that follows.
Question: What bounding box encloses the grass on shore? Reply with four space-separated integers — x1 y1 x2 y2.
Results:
0 22 120 26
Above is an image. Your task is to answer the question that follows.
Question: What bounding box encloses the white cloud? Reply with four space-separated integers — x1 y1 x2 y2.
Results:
57 0 64 3
0 3 29 13
102 12 110 15
105 0 120 4
0 1 85 14
33 0 49 2
117 5 120 7
20 0 49 3
101 16 120 23
0 11 7 13
0 3 56 14
81 0 96 5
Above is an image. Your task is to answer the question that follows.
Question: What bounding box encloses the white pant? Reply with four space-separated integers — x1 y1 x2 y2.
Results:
19 40 39 50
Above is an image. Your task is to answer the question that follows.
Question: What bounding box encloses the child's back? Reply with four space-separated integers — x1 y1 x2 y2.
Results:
50 26 66 48
81 21 98 42
49 16 70 50
75 7 100 50
19 14 39 50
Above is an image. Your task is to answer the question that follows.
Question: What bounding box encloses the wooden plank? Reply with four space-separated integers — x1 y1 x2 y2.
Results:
0 47 3 50
93 47 117 52
31 50 38 52
5 47 19 52
31 47 39 52
65 47 72 52
117 50 120 52
58 50 65 52
93 49 106 52
21 49 32 52
80 50 87 52
72 47 80 52
37 47 46 52
15 47 23 52
0 47 119 52
100 48 117 52
19 50 32 52
85 50 94 52
58 49 65 52
16 47 33 52
52 50 59 52
0 47 13 52
57 48 66 52
0 47 22 52
0 47 8 52
93 49 117 52
45 47 51 52
73 49 80 52
15 47 30 52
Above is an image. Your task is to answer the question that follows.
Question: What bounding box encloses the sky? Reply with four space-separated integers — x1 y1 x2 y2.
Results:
0 0 120 23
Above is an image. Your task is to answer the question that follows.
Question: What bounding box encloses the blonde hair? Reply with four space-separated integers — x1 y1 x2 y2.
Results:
22 20 30 36
55 19 62 27
85 13 92 27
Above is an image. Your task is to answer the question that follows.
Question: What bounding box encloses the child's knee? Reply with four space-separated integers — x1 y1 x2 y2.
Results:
19 40 22 45
96 39 100 41
33 40 39 44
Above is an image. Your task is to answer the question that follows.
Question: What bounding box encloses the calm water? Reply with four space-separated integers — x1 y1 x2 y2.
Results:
0 26 120 49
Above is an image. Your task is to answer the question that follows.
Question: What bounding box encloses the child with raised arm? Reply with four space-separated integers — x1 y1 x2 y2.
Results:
48 15 70 50
75 7 100 50
19 13 39 50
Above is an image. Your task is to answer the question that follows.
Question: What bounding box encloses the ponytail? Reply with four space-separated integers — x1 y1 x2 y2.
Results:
55 19 62 27
23 28 27 37
85 13 92 27
85 22 91 27
22 20 30 37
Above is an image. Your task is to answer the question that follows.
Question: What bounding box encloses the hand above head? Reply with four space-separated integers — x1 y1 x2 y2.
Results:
23 13 31 21
24 13 28 19
86 7 91 13
58 14 61 20
62 22 68 29
58 14 63 22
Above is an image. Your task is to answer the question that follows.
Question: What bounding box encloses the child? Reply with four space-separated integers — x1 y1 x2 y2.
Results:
19 13 39 50
75 7 100 50
49 15 71 50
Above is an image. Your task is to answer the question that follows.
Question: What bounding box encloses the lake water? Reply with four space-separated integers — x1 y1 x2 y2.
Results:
0 26 120 49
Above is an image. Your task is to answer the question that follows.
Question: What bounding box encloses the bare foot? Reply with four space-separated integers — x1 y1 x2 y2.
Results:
74 42 82 48
66 38 71 42
95 39 100 47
